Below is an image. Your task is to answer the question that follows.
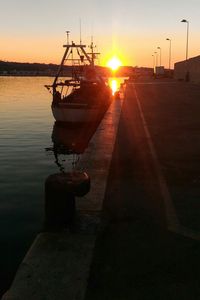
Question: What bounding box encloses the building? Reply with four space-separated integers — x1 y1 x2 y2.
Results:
174 55 200 83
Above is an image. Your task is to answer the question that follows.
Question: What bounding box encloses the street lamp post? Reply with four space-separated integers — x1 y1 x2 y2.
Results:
157 46 162 66
181 19 189 60
154 51 158 67
166 38 171 70
152 54 155 73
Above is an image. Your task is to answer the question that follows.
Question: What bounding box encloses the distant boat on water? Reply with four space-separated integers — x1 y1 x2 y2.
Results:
45 35 112 124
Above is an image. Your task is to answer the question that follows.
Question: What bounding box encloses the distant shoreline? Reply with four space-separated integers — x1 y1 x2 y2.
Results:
0 74 55 77
0 60 153 78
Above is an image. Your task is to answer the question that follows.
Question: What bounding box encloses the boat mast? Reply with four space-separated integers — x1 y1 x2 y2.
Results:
87 36 100 66
66 30 70 45
79 19 82 45
53 46 70 89
52 31 99 92
53 31 71 88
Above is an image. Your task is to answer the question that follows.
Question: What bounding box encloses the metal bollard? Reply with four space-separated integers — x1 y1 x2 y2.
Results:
45 172 90 229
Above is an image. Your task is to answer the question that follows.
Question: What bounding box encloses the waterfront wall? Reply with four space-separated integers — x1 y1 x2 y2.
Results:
174 55 200 83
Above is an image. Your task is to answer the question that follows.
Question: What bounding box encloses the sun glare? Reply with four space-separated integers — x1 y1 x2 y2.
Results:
107 57 122 71
111 79 118 95
108 78 121 95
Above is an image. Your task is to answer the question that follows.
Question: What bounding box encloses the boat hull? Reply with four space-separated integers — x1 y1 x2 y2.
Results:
52 98 112 123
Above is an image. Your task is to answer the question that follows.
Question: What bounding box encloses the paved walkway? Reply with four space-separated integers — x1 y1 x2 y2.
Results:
84 81 200 300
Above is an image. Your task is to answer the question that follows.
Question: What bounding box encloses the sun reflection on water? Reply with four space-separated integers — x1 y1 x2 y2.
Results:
108 78 121 95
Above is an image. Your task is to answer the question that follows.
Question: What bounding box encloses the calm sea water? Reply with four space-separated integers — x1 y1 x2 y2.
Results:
0 76 73 295
0 76 125 295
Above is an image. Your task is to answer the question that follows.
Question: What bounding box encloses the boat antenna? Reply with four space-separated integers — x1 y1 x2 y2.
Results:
96 45 100 65
79 19 82 45
66 30 70 45
91 35 95 66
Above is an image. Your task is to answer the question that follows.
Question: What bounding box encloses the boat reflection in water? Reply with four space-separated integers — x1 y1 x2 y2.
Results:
46 121 101 172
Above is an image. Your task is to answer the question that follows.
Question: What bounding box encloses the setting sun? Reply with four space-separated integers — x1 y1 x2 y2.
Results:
107 57 122 71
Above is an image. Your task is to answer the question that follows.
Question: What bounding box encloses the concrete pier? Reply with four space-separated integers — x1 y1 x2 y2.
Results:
3 78 200 299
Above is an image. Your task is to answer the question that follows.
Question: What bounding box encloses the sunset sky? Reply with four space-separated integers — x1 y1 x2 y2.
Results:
1 0 200 68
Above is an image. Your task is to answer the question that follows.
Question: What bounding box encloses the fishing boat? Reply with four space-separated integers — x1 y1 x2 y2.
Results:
45 34 112 124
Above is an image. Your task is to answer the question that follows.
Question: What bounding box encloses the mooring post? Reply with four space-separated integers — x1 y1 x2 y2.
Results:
45 172 90 229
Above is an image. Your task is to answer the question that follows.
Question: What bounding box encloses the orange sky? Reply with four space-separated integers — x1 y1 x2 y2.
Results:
1 0 200 68
2 31 200 69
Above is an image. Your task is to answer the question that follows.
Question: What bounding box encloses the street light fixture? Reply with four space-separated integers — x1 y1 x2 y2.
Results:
157 47 162 66
181 19 189 60
166 38 172 70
